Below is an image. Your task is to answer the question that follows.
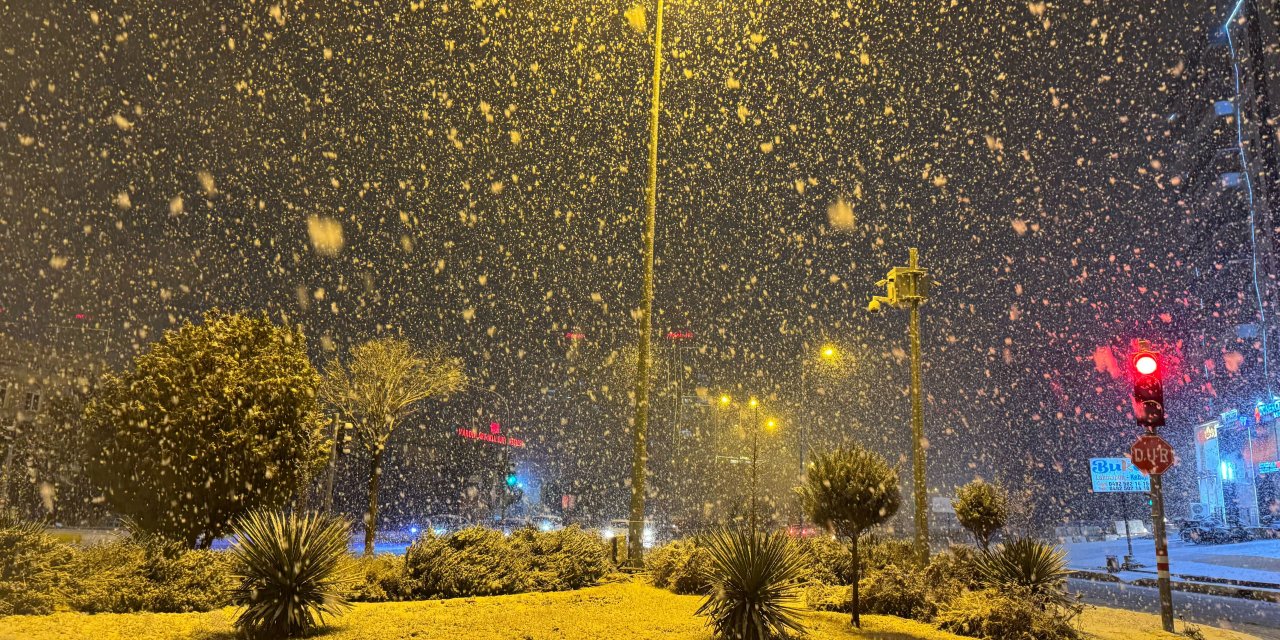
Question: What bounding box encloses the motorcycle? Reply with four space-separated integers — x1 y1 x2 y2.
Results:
1178 519 1253 544
1225 520 1254 543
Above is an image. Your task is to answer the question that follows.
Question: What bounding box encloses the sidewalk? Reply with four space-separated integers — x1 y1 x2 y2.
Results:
1065 537 1280 602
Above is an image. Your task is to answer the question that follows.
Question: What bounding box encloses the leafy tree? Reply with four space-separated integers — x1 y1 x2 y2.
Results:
83 311 331 548
798 445 901 627
320 337 467 556
953 479 1008 550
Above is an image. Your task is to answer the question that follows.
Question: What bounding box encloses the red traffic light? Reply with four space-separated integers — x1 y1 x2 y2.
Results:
1134 354 1158 376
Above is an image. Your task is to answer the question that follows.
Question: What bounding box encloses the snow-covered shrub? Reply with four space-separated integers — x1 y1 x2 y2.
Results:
953 480 1008 550
646 538 712 594
802 582 848 612
519 526 611 590
936 587 1079 640
67 538 231 613
794 535 853 585
859 563 937 621
0 514 73 615
927 545 983 591
229 510 353 638
696 529 808 640
405 525 608 598
342 554 407 602
861 534 921 572
405 526 529 598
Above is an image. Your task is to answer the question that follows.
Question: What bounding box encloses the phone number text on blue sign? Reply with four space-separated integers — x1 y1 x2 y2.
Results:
1090 457 1152 493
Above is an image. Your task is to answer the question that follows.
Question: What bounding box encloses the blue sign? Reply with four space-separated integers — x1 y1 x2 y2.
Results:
1090 457 1152 493
1260 461 1279 475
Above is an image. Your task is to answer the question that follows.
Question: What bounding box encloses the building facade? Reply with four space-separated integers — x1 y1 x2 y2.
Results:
1194 403 1280 526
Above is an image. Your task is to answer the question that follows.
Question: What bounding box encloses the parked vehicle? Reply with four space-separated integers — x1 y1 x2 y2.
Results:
1178 518 1253 544
532 514 563 532
425 514 469 536
1226 520 1254 543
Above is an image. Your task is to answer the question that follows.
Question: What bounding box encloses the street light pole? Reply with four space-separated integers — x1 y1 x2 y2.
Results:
751 413 759 536
869 248 932 562
627 0 666 567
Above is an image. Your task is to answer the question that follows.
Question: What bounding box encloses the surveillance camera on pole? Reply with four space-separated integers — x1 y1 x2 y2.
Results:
867 248 933 563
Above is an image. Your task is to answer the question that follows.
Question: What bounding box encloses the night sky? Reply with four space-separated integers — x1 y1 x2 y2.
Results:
0 0 1259 527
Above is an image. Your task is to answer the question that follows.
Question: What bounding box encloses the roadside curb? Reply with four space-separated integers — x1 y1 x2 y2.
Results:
1071 569 1280 603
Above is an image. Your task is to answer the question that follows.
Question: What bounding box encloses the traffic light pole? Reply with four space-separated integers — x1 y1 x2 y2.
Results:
1131 341 1173 633
1150 468 1174 632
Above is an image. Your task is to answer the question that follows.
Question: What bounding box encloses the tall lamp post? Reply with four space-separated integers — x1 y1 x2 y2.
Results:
795 344 839 531
868 248 932 562
627 0 668 568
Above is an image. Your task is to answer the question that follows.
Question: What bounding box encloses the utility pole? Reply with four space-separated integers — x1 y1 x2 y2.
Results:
750 408 759 536
869 248 932 562
627 0 666 567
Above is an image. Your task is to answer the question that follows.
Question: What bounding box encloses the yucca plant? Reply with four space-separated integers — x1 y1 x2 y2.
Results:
975 537 1071 606
229 510 355 638
696 528 808 640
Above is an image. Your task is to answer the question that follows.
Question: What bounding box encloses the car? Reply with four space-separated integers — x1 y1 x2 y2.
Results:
498 516 531 535
425 514 469 536
532 514 563 532
603 518 656 548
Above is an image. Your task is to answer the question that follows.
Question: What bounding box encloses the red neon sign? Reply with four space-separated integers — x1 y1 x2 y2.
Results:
457 427 525 448
666 330 694 340
565 332 586 340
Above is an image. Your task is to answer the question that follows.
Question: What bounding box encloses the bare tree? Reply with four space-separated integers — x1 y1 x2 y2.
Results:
320 337 467 556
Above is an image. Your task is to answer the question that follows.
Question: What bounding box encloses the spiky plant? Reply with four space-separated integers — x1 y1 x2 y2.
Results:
696 528 808 640
975 538 1071 606
229 510 354 638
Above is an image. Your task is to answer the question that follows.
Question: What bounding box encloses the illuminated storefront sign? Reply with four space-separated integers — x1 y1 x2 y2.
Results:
1201 422 1218 441
456 422 525 448
1256 401 1280 422
1260 461 1279 475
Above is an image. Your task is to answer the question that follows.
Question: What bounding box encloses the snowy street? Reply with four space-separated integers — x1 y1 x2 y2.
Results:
1065 538 1280 587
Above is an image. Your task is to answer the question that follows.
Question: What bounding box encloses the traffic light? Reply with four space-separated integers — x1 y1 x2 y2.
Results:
1131 342 1165 429
506 473 519 487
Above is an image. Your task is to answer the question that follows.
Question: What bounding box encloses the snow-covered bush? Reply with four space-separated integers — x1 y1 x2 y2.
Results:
795 534 854 585
342 554 407 602
405 526 529 598
859 563 937 621
646 538 713 594
518 526 611 590
953 480 1008 550
68 538 231 613
926 545 983 591
406 525 609 598
861 534 922 572
936 587 1079 640
0 515 73 615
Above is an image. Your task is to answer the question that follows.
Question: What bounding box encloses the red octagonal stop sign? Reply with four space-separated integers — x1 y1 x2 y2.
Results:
1131 434 1176 475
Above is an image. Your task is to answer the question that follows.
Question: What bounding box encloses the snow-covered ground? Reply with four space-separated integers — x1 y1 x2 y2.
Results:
1064 537 1280 586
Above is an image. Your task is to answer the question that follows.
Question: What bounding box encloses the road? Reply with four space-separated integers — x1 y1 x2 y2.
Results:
1068 578 1280 639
